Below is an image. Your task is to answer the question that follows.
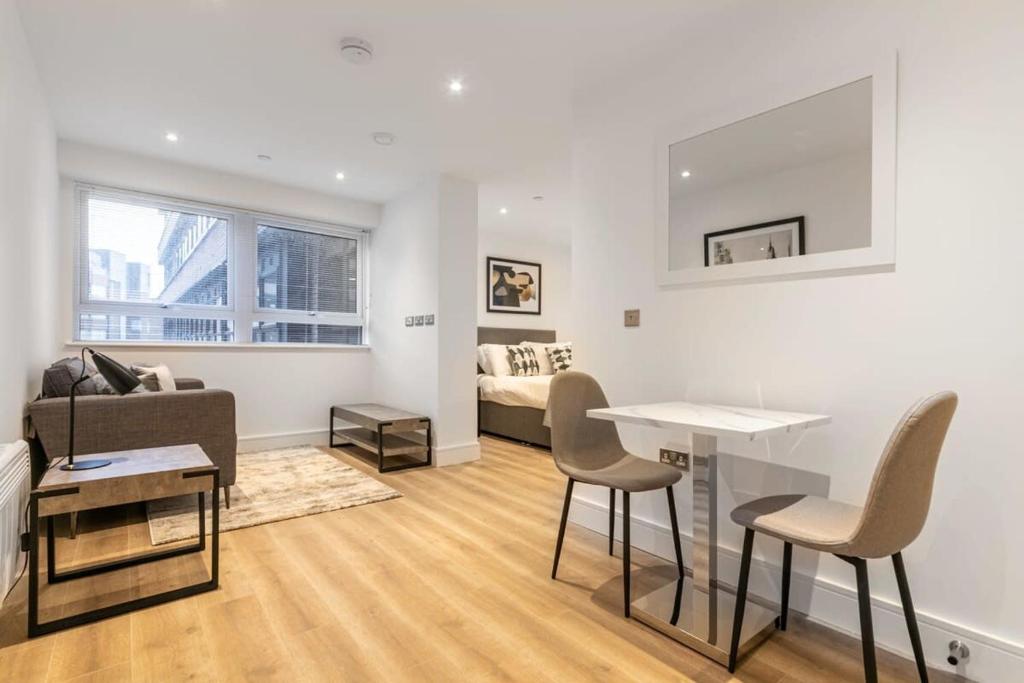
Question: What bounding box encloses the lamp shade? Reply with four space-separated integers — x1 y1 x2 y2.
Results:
90 350 142 395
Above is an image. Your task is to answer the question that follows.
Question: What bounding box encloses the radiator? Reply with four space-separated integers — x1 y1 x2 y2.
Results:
0 440 30 604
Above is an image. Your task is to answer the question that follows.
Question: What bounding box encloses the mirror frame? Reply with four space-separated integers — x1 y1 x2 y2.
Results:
655 51 898 287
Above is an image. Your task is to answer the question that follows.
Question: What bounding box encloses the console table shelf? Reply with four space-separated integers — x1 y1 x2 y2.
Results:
329 404 432 473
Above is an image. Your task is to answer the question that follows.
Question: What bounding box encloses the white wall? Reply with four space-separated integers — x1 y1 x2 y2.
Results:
670 151 871 269
0 0 59 441
569 1 1024 680
478 229 571 335
372 175 479 465
56 141 381 448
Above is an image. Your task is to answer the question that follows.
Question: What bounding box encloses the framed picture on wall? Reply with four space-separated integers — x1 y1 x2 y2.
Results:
486 257 541 315
704 216 805 267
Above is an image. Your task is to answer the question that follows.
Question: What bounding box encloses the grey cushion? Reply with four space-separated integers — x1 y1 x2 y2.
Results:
41 358 98 398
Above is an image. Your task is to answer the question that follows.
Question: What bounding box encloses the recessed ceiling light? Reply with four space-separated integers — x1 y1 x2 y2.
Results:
257 154 272 162
680 170 691 178
372 132 395 146
532 195 544 202
499 207 508 215
335 171 346 181
165 132 179 143
339 37 374 65
448 79 464 93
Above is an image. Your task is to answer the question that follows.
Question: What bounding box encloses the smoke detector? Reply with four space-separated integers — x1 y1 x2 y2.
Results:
372 132 395 146
340 37 373 65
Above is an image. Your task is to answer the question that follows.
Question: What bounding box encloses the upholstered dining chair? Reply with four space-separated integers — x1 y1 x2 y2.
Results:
728 391 958 683
548 371 686 617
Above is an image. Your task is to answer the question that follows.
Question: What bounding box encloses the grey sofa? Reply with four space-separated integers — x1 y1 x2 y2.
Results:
26 377 237 528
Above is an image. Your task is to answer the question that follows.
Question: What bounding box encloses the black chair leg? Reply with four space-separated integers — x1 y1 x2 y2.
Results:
778 542 792 631
893 552 929 682
551 478 574 579
622 491 631 617
608 488 615 556
666 486 685 579
728 528 755 673
854 558 879 683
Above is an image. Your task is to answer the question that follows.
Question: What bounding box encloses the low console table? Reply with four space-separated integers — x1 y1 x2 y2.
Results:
329 403 432 473
28 444 219 637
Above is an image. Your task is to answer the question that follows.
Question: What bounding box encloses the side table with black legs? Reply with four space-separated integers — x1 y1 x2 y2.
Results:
28 443 220 637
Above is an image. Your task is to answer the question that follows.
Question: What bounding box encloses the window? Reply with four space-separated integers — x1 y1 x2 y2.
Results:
75 185 367 345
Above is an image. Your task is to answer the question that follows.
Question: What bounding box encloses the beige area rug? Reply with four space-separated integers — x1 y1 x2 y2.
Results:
146 445 401 545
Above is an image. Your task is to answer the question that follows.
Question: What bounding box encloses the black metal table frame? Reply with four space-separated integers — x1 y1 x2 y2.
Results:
28 468 220 637
329 407 432 473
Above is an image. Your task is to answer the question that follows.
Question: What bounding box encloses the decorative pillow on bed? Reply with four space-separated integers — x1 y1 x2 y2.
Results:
507 345 541 377
522 341 555 375
547 343 573 372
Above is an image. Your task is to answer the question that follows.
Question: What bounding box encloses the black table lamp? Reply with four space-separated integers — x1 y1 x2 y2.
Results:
63 347 142 471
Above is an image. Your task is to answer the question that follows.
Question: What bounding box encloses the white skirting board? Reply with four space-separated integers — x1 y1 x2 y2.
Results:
239 429 481 467
568 494 1021 683
0 440 30 605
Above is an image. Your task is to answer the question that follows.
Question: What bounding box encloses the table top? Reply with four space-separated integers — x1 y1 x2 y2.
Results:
332 403 428 423
587 402 830 441
38 444 214 492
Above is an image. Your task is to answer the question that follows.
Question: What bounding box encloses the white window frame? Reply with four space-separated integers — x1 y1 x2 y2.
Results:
73 182 369 347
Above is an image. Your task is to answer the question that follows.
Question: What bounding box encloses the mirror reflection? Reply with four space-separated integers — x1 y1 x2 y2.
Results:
669 78 872 271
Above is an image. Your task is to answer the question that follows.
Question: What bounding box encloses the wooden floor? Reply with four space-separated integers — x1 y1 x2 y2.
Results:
0 437 957 682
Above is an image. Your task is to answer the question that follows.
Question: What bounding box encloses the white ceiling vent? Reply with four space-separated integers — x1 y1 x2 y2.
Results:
339 37 373 65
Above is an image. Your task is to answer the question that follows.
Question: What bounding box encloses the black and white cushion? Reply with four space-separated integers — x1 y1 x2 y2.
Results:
546 343 573 372
507 345 541 377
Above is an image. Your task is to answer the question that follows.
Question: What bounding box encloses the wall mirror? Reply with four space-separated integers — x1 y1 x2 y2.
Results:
655 55 897 286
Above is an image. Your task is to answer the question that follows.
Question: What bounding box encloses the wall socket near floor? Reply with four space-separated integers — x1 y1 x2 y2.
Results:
660 448 690 470
624 309 640 327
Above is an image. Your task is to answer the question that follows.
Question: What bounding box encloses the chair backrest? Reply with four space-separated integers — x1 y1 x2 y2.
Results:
548 371 629 474
848 391 958 558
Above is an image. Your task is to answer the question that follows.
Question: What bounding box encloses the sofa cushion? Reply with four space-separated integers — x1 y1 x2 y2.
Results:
132 363 176 392
41 358 99 398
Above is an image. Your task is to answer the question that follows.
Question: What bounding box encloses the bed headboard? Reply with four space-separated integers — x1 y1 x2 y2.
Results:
477 327 556 346
477 327 556 373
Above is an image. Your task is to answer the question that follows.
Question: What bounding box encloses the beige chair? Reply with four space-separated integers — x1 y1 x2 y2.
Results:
548 371 685 617
728 392 958 682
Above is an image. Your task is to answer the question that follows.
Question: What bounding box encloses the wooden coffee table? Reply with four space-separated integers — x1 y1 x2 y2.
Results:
28 444 220 637
329 403 432 473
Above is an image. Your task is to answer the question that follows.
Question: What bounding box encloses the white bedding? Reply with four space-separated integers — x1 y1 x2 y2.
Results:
477 374 552 410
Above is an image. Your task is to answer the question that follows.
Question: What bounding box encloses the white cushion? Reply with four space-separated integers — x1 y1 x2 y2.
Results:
132 363 177 392
477 345 492 374
480 344 513 377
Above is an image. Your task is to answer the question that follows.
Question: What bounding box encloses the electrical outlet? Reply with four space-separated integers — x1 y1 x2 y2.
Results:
414 315 425 326
624 309 640 327
425 314 435 326
659 448 690 470
405 316 414 327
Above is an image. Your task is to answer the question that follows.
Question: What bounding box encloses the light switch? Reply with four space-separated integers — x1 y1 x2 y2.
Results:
425 314 435 326
624 309 640 327
414 315 424 326
405 316 414 327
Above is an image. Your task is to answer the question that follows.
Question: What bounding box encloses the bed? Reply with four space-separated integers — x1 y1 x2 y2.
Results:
477 327 556 448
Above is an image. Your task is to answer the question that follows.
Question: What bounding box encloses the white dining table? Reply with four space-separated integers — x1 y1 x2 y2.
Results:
587 401 831 665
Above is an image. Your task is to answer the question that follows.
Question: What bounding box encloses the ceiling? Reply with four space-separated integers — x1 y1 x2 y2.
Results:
17 0 745 237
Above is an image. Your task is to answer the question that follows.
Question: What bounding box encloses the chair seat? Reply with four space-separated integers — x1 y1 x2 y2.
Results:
560 452 682 492
730 494 864 554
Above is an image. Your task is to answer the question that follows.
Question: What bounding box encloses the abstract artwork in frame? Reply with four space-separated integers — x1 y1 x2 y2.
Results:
487 257 541 315
704 216 805 267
